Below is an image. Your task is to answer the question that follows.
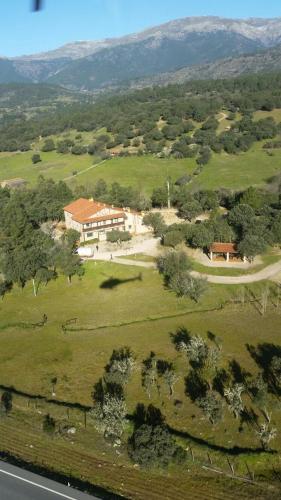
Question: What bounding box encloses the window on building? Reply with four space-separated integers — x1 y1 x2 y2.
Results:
87 232 93 238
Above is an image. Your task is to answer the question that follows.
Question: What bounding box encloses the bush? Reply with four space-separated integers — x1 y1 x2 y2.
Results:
71 144 87 155
128 424 186 468
163 231 184 248
175 175 192 186
106 230 131 243
32 153 41 164
143 213 166 237
169 272 208 301
157 251 191 281
1 391 13 414
41 139 55 152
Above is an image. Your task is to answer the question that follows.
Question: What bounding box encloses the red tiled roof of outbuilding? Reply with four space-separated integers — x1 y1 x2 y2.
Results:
209 243 238 253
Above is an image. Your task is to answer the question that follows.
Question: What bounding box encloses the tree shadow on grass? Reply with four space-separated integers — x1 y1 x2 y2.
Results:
229 359 251 385
213 368 231 396
247 343 281 371
239 407 259 432
166 424 274 456
100 273 143 289
246 342 281 394
185 369 208 402
127 404 275 456
131 403 165 431
170 326 191 350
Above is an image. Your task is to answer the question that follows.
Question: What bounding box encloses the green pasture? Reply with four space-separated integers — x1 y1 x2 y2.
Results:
0 150 93 185
0 259 281 496
195 142 281 190
0 261 279 443
68 156 194 193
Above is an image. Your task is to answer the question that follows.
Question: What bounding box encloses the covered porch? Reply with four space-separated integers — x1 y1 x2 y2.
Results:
209 242 246 263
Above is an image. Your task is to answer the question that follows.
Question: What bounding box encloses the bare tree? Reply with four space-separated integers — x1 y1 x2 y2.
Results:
142 354 158 399
163 367 178 397
256 423 277 450
224 384 245 419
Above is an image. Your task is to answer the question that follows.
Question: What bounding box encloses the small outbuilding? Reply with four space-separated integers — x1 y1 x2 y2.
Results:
209 242 246 262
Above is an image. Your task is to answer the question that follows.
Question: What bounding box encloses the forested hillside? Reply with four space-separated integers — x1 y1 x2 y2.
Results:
1 72 281 157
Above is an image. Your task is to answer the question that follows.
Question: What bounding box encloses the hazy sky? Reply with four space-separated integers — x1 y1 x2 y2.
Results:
1 0 281 57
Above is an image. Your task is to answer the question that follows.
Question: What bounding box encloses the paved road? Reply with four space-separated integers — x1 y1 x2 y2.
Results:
191 259 281 284
0 460 96 500
97 254 281 284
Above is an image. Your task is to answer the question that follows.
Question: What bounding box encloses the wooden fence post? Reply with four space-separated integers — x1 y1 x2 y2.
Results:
227 457 235 476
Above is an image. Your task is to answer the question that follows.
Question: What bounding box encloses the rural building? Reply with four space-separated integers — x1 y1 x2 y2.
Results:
209 242 246 262
64 198 149 242
0 178 27 189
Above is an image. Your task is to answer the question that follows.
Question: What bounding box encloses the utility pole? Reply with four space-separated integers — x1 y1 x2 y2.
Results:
167 178 171 209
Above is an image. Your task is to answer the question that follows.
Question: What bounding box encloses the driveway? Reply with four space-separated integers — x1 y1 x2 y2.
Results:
191 260 281 284
88 237 160 261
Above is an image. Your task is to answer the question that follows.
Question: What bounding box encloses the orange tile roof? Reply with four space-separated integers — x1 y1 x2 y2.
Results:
64 198 126 224
210 243 238 253
74 212 127 224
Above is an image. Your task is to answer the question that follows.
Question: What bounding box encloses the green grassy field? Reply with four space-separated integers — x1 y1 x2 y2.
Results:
194 142 281 190
0 152 192 193
68 156 194 193
1 142 281 194
0 261 281 498
253 109 281 122
0 150 94 185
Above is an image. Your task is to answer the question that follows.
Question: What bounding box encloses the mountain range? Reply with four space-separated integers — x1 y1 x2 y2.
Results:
2 16 281 90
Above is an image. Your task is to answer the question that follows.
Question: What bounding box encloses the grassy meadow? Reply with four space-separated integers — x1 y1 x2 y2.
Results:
0 260 281 497
1 139 281 195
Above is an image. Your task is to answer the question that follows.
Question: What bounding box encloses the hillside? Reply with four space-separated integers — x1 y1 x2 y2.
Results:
130 44 281 88
3 16 281 89
0 83 83 110
1 73 281 197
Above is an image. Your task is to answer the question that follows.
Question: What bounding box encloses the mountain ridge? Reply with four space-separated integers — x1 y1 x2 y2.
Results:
2 16 281 89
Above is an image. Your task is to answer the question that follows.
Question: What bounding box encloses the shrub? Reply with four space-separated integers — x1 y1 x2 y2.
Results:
41 139 55 152
169 272 207 302
106 230 131 243
163 230 184 248
71 144 87 155
32 153 41 164
157 251 191 281
1 391 12 414
143 213 166 237
128 424 186 467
